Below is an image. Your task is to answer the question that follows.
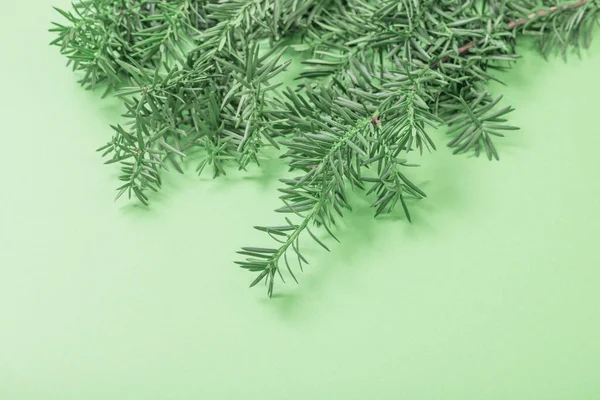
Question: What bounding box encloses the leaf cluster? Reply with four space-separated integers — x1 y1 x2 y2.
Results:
51 0 600 296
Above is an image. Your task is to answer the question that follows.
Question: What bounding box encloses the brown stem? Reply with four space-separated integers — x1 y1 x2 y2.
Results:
431 0 592 68
432 41 474 68
458 41 476 55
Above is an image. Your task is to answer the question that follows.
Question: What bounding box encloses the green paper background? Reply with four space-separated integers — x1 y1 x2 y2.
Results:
2 2 600 399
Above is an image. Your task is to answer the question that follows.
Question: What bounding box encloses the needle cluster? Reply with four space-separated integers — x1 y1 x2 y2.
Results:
51 0 599 296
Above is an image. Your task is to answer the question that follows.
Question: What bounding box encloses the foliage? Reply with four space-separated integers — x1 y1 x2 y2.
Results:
51 0 600 296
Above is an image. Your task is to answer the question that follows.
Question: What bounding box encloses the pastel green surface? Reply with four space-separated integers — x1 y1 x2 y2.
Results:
2 2 600 399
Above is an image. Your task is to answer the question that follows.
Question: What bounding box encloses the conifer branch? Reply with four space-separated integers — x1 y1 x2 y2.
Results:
50 0 600 297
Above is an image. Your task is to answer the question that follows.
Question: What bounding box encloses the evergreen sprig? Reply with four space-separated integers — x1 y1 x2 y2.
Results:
51 0 600 297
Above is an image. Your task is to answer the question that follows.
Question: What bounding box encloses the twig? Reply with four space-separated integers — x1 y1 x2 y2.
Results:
508 0 590 28
432 0 591 68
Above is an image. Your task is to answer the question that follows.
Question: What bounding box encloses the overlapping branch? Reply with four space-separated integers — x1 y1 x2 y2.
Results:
51 0 600 296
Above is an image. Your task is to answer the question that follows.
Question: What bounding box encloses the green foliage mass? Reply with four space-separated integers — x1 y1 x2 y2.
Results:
51 0 599 296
